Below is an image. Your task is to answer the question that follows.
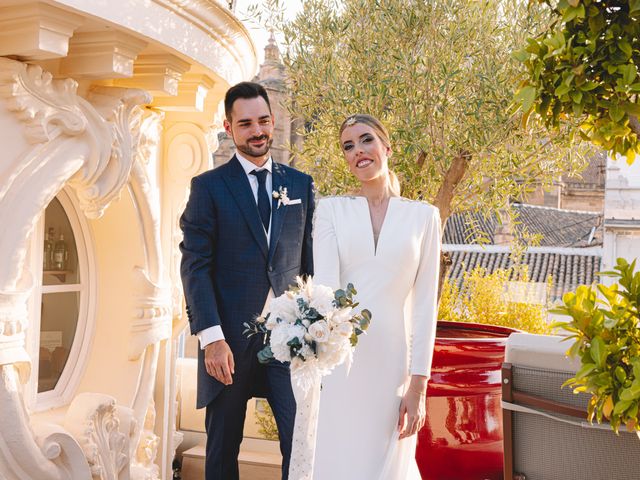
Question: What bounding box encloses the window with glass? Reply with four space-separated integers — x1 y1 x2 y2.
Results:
30 191 92 407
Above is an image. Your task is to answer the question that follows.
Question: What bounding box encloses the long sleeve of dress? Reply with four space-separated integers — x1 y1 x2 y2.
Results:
409 206 442 377
312 198 341 290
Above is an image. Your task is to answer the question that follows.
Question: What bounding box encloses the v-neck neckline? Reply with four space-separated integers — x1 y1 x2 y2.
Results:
357 196 398 256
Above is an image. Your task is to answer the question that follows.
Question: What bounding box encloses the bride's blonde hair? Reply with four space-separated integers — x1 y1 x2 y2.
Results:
339 114 400 196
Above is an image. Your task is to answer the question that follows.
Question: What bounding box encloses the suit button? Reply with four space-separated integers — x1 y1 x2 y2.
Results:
268 265 273 272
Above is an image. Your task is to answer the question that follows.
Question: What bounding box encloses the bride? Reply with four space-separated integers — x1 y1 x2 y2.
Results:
312 114 442 479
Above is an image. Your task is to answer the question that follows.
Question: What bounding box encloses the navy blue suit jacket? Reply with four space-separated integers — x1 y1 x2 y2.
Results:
180 156 314 408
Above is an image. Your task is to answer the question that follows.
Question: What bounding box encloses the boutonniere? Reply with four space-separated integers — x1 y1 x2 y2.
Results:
272 186 302 208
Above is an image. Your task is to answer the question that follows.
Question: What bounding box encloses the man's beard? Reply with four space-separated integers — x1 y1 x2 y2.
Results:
237 135 273 159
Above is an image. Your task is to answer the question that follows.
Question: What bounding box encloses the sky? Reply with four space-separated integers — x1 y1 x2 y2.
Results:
234 0 303 65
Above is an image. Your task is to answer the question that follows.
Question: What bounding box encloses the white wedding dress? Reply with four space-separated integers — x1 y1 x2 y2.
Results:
311 196 442 480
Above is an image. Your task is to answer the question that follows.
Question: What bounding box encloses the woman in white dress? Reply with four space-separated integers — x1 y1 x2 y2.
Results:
312 114 441 480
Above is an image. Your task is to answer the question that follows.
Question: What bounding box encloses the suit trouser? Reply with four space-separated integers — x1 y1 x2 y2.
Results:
204 359 296 480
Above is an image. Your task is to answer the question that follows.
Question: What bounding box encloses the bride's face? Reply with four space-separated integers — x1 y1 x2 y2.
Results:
340 123 391 183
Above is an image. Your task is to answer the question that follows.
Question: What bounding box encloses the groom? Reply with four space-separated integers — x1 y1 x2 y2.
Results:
180 81 315 480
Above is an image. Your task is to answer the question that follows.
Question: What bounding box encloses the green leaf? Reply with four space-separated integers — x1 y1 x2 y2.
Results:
621 102 640 116
514 85 536 112
620 382 640 401
555 83 571 96
575 362 597 380
590 336 607 369
512 49 530 63
570 90 583 104
630 0 640 14
613 399 633 416
257 346 273 364
619 64 637 85
572 100 585 116
615 366 628 383
579 82 599 91
562 4 585 22
609 105 625 122
618 40 632 59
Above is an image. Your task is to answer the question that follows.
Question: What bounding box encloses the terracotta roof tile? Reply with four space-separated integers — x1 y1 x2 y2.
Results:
443 204 603 247
444 249 601 301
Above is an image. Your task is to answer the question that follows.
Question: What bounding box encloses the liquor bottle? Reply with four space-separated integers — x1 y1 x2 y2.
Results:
43 228 55 270
53 234 68 271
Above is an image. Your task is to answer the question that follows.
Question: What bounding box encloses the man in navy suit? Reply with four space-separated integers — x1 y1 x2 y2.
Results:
179 82 314 480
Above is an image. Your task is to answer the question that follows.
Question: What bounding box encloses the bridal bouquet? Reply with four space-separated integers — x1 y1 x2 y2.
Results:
244 276 371 480
244 276 371 389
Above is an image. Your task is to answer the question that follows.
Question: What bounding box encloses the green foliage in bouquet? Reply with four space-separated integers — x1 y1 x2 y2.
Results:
438 266 551 334
553 258 640 433
243 282 371 364
514 0 640 160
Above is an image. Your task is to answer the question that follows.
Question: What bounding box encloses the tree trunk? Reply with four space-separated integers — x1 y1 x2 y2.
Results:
438 251 453 302
431 151 471 302
432 151 471 222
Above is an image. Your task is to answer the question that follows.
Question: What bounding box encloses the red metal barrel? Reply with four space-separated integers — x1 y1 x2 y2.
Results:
416 321 515 480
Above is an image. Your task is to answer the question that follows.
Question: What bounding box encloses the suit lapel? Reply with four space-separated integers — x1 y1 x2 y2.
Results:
269 161 288 261
221 156 269 259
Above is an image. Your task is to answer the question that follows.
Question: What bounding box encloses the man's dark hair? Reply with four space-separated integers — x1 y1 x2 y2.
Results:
224 82 271 121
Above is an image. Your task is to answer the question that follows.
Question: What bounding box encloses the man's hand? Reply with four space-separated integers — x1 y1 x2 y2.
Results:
204 340 235 385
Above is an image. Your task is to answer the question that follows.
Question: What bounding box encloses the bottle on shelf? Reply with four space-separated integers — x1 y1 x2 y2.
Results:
53 234 68 271
43 227 55 270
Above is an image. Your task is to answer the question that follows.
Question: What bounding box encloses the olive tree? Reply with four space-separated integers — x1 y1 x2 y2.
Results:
251 0 590 226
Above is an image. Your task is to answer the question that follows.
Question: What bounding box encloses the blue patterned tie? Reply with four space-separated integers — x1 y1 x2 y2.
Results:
251 169 271 232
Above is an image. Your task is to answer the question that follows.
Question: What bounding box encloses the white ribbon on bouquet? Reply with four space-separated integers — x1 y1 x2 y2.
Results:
287 360 324 480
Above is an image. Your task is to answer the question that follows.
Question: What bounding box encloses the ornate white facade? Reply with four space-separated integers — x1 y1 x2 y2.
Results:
0 1 256 478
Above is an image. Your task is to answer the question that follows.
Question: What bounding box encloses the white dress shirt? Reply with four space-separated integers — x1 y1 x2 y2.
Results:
197 153 275 349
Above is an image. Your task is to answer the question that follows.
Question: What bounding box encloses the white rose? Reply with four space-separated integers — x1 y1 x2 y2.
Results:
309 284 335 316
270 325 292 362
308 320 330 343
268 294 298 323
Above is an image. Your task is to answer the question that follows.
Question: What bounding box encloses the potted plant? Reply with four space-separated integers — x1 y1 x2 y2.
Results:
553 258 640 434
416 265 550 480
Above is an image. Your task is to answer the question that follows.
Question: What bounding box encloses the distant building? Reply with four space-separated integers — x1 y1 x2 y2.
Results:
524 151 606 212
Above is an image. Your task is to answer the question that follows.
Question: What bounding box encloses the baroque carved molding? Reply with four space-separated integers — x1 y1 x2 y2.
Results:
127 109 170 479
0 364 91 480
64 393 134 480
0 58 150 479
129 109 171 360
163 122 212 335
130 399 160 480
